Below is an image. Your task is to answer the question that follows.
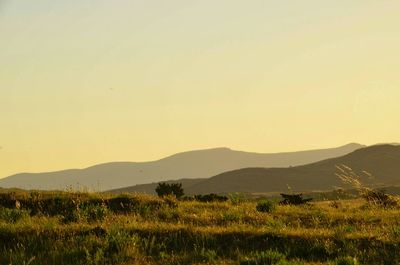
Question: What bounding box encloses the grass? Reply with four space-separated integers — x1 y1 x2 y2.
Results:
0 190 399 264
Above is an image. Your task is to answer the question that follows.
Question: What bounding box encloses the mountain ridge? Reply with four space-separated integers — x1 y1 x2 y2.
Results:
0 143 364 191
111 144 400 195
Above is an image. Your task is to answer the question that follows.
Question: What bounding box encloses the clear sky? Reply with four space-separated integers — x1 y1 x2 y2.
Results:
1 1 399 177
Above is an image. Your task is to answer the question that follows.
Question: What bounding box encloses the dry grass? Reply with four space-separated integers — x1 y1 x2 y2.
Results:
0 189 399 264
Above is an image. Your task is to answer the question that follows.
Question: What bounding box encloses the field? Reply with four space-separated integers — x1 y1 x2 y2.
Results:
0 190 399 265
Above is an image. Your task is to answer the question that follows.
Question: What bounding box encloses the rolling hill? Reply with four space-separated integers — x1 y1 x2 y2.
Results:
0 143 363 191
112 144 400 195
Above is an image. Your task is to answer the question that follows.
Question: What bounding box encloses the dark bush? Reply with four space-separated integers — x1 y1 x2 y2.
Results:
106 194 163 214
194 194 228 203
155 183 184 199
256 200 276 213
106 195 141 213
279 193 312 205
0 207 30 223
82 204 108 223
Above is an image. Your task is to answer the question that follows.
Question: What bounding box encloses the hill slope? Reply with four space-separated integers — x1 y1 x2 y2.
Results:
185 144 400 194
113 145 400 195
0 143 363 191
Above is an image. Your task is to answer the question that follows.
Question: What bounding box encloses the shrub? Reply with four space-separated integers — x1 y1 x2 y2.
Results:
106 194 163 214
163 195 178 208
194 248 218 263
106 195 141 213
82 204 108 223
256 200 276 213
0 207 30 223
105 229 138 256
157 207 180 221
194 194 228 203
279 194 312 205
155 183 184 199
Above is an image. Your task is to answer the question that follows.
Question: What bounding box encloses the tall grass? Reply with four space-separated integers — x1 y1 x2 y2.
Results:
0 189 399 264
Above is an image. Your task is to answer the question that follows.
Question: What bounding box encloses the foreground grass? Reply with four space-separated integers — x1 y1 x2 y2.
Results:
0 191 399 264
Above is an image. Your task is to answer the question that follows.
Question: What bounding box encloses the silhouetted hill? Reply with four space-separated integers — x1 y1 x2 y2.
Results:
0 143 363 191
184 145 400 194
111 145 400 195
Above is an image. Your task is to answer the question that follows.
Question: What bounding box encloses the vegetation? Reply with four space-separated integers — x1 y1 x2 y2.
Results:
280 194 312 205
256 200 276 213
0 188 399 264
155 182 184 199
193 193 229 203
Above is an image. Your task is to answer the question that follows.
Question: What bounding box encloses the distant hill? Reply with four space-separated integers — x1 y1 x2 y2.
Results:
113 145 400 195
186 144 400 194
0 143 364 191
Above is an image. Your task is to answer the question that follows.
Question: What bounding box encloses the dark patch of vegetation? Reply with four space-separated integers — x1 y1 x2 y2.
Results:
256 200 276 213
0 207 30 223
194 193 229 202
280 193 312 205
155 182 184 199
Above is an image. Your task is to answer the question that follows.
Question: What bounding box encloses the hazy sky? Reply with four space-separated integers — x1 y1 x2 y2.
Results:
1 1 399 177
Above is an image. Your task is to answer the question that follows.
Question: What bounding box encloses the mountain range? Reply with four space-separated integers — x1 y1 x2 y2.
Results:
0 143 364 191
111 144 400 195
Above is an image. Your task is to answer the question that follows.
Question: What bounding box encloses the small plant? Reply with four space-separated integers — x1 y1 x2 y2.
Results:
155 183 184 199
240 250 287 265
195 248 218 263
82 204 109 223
256 200 276 213
0 207 30 223
163 194 179 208
222 212 241 223
105 228 138 257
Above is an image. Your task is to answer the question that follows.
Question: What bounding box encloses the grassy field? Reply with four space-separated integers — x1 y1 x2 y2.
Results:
0 190 399 265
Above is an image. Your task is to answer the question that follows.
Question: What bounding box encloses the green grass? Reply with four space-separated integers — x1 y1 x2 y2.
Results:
0 190 399 264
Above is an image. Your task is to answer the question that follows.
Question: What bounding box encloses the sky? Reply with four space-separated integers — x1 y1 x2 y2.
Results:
1 0 400 178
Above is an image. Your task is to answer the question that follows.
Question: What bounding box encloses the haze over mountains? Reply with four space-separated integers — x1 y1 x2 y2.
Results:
113 144 400 195
0 143 364 191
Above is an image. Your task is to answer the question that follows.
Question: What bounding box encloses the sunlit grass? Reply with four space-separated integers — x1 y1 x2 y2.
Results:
0 190 399 264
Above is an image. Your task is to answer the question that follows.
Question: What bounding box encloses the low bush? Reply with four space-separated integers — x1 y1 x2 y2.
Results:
106 194 163 215
280 194 312 205
82 204 108 223
194 194 228 203
0 207 30 223
155 183 184 199
256 200 276 213
163 195 179 208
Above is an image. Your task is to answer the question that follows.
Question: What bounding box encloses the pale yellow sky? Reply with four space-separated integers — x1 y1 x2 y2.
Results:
1 1 399 177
